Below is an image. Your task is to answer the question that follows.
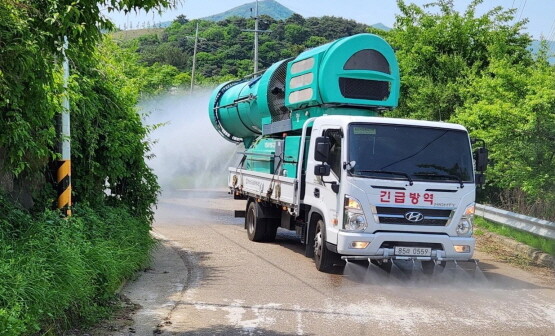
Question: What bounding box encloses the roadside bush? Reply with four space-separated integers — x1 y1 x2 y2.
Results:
0 194 154 335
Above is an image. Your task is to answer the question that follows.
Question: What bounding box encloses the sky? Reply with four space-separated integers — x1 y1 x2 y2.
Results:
104 0 555 40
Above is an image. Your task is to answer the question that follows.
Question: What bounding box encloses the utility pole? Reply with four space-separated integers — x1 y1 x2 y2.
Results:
190 22 199 93
243 0 270 74
254 0 259 73
57 36 72 216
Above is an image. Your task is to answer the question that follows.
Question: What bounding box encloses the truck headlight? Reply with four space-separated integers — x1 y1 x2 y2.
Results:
456 203 474 236
344 195 367 231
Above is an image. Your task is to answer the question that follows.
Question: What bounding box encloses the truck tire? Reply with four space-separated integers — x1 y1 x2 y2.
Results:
263 219 279 242
246 201 266 242
313 219 339 272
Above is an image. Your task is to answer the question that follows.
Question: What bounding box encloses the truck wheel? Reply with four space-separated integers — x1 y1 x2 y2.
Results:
263 220 279 242
246 201 266 242
313 219 337 272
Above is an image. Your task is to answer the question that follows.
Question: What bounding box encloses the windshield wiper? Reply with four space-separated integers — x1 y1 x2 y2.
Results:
354 170 413 186
413 172 464 188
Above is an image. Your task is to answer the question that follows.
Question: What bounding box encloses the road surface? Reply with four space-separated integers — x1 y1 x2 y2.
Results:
115 189 555 335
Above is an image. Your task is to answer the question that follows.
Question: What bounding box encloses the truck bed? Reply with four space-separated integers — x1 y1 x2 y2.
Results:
228 168 297 207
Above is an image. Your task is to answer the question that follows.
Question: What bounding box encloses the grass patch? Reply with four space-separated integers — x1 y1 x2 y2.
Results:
474 217 555 255
0 195 155 335
110 28 164 41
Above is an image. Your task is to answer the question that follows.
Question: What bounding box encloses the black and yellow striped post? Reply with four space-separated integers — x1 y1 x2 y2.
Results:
57 36 72 216
57 159 71 216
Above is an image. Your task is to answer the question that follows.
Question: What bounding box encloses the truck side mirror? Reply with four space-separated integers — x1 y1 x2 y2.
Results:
314 164 331 177
475 173 486 186
475 147 489 172
314 137 331 162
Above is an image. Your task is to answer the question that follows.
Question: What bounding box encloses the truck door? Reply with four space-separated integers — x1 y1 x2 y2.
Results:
308 128 343 245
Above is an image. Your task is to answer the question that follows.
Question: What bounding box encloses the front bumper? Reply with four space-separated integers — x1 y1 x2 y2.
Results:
337 231 475 261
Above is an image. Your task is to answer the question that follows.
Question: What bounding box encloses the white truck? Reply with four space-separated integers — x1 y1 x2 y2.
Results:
209 34 488 272
229 115 487 272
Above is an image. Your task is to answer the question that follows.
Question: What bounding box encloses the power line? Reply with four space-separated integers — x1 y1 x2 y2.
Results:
517 0 527 21
547 17 555 41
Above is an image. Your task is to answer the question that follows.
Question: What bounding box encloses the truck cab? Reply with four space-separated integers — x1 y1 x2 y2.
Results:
305 116 479 271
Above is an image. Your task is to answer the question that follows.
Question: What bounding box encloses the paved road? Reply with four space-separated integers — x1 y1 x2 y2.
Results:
118 190 555 336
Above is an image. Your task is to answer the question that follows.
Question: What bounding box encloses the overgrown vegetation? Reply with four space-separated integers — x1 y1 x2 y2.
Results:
0 0 172 333
0 197 155 335
475 217 555 256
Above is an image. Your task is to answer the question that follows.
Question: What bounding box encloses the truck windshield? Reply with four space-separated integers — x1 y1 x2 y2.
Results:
348 124 474 183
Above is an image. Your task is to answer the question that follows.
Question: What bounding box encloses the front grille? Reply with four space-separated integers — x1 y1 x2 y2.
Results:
375 206 452 226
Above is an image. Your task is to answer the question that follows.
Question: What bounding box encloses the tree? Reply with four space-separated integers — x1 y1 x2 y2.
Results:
286 13 305 26
452 55 555 204
0 0 175 203
285 23 307 45
306 16 367 40
175 14 189 25
382 0 532 121
305 36 328 48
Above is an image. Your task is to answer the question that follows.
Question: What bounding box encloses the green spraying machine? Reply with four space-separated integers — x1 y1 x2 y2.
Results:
209 33 400 178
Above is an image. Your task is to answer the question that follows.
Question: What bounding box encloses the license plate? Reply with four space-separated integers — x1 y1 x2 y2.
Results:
394 246 432 256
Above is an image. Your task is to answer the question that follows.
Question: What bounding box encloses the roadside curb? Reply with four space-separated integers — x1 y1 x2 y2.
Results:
479 231 555 268
106 230 190 335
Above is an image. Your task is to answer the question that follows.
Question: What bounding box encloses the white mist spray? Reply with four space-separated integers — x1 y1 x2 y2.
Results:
140 88 241 194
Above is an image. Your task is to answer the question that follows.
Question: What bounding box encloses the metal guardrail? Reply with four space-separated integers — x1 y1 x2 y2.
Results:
475 204 555 240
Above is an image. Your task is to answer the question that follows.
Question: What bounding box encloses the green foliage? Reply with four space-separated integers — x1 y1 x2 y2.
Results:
35 0 178 58
0 1 59 176
1 1 164 209
366 0 555 216
69 37 160 220
284 23 307 45
475 217 555 255
382 0 532 121
1 0 168 333
115 15 373 82
0 195 155 335
453 54 555 200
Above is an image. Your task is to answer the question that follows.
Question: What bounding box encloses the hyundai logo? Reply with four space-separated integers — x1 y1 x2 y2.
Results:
405 211 424 222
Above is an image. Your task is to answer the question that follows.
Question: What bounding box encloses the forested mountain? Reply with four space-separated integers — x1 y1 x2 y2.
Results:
204 0 295 21
115 14 371 90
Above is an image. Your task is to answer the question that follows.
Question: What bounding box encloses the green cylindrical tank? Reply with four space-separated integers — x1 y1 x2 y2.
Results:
209 33 400 146
209 60 289 147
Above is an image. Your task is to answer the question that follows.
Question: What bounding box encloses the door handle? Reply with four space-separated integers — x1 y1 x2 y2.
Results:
314 188 320 198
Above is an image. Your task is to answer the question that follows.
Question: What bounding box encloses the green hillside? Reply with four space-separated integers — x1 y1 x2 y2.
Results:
203 0 294 21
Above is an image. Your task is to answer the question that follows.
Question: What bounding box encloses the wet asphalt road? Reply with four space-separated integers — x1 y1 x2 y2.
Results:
119 189 555 336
